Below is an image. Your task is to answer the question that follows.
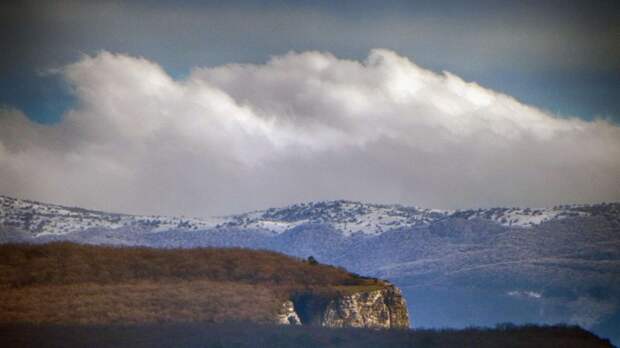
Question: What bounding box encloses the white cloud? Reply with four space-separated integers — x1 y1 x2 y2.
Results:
1 50 619 216
507 290 542 299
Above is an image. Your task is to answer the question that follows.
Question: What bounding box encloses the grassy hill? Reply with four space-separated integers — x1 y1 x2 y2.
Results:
0 242 382 325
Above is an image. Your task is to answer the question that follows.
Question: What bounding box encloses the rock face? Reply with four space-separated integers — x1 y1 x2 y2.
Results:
280 284 409 329
276 300 302 325
321 285 410 329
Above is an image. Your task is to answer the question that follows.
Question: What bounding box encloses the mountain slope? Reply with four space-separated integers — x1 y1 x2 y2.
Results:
1 195 619 343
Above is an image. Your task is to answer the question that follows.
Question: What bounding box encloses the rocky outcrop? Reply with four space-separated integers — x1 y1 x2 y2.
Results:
280 284 409 329
322 285 409 328
276 300 302 325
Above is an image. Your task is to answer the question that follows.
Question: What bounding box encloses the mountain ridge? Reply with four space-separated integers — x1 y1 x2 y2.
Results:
1 195 619 344
2 195 616 237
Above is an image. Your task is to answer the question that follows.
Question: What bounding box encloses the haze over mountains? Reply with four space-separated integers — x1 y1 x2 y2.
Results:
1 195 619 344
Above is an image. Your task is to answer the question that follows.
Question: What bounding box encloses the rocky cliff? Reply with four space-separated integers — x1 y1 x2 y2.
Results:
280 283 409 329
277 300 302 325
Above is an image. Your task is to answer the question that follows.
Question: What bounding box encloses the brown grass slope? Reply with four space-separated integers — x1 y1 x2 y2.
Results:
0 242 384 325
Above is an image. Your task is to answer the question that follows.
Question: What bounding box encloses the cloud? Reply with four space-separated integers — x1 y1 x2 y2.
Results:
507 290 542 299
1 50 619 216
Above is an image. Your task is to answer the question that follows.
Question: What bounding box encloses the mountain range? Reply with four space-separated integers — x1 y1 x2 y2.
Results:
1 195 619 344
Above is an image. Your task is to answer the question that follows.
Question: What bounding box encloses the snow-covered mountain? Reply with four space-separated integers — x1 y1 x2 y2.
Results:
0 195 224 237
0 195 604 237
1 195 620 344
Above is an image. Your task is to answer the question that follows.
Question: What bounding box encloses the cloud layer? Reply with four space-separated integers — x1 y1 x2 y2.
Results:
1 50 619 216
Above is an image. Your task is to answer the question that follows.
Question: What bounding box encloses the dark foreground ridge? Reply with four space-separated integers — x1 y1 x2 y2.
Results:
0 242 408 328
0 323 615 348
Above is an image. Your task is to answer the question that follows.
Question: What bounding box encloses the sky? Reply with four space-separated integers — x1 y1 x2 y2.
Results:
0 0 619 216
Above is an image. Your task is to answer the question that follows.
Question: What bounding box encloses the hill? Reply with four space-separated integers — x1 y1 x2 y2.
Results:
0 323 614 348
0 242 407 327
